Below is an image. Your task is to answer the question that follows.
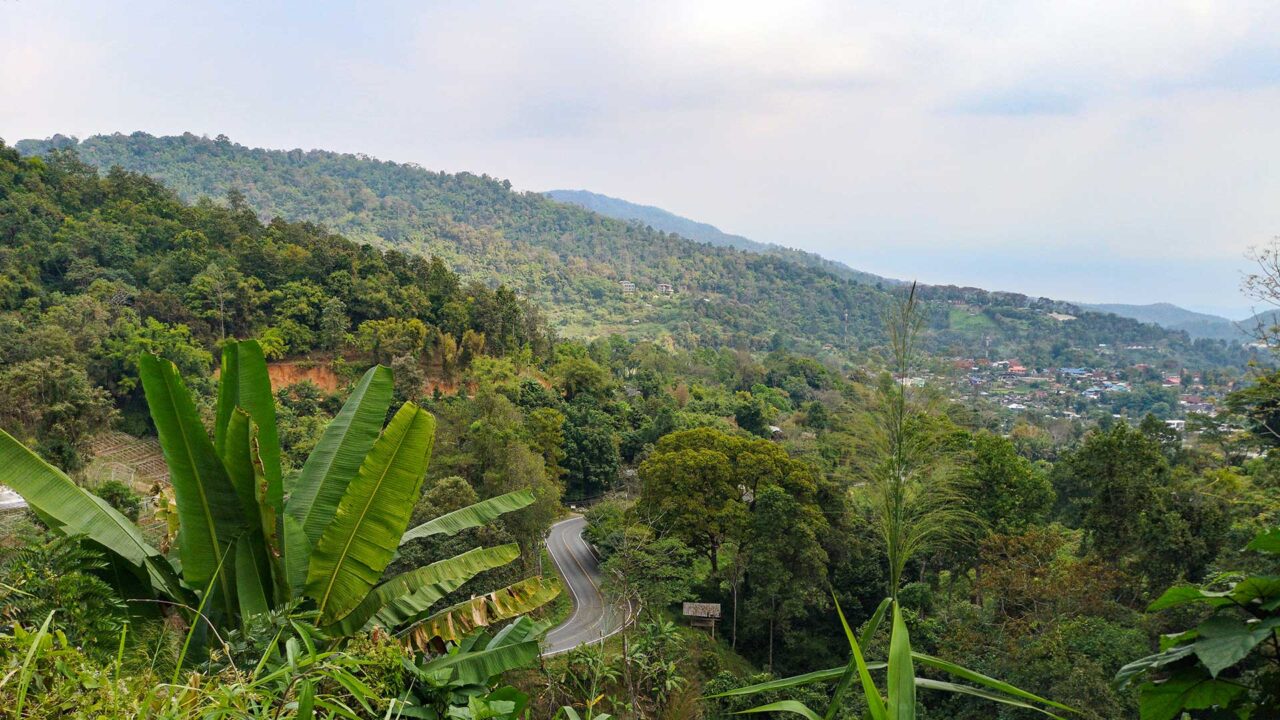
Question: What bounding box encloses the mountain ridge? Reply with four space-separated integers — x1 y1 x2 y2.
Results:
544 189 891 286
1079 302 1248 342
12 132 1249 368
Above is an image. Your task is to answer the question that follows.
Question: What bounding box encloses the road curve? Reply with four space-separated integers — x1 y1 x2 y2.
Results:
542 515 631 656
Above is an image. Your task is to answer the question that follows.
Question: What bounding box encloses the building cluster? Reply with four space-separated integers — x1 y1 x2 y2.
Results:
947 357 1224 421
620 280 675 295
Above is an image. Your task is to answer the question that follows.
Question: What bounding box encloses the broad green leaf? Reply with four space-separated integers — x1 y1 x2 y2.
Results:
861 596 893 648
305 403 435 625
487 615 550 648
887 603 915 720
375 544 522 629
223 410 263 525
1113 645 1195 690
703 666 862 698
408 576 560 648
329 544 521 635
420 639 540 686
1230 575 1280 606
215 340 282 511
1138 669 1244 720
0 429 186 601
140 353 243 607
235 536 269 620
913 653 1073 712
1192 614 1280 677
1147 584 1232 612
915 679 1066 719
1246 527 1280 554
401 489 535 544
733 700 823 720
836 595 886 720
286 365 392 593
1158 629 1198 651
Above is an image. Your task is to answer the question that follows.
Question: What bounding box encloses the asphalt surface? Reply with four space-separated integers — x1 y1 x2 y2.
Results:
542 515 630 656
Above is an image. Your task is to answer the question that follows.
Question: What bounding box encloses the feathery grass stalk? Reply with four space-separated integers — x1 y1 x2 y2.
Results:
865 283 975 599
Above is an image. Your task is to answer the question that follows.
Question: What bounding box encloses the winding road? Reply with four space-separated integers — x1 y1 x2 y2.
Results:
542 515 632 656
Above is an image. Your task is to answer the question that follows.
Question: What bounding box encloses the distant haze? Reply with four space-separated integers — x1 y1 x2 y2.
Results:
2 1 1276 315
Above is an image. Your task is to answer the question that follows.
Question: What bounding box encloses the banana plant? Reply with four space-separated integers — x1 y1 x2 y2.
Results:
0 340 558 646
708 596 1074 719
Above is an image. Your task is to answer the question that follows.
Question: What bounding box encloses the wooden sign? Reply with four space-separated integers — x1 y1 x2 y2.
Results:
683 602 721 619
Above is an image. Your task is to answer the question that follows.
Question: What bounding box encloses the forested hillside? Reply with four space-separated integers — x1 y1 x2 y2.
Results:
0 141 550 469
15 133 1248 368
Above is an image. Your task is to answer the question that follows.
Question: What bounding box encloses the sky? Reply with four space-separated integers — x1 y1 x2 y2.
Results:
3 1 1278 318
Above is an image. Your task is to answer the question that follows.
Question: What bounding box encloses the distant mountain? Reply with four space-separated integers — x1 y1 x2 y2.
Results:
545 189 891 286
13 132 1251 368
1080 302 1247 342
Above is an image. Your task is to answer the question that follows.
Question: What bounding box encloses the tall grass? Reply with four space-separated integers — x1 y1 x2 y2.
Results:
860 283 976 598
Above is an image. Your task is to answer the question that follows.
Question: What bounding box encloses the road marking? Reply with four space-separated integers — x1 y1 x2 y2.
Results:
541 514 636 656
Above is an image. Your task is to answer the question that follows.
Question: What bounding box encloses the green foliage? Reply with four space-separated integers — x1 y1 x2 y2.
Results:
0 342 555 665
0 356 117 470
1115 526 1280 720
1053 422 1234 590
93 479 143 521
966 432 1055 535
0 531 126 656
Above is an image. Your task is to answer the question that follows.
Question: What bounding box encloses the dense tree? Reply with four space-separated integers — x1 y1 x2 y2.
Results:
739 485 828 672
0 356 117 469
967 432 1055 535
562 404 620 500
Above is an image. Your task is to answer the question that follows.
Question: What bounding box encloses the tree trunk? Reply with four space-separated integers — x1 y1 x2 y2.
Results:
767 598 776 674
732 578 739 650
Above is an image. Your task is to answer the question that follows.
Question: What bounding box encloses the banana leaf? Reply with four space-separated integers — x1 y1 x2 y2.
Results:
305 402 435 625
222 410 263 527
401 489 535 544
0 429 186 601
420 639 540 686
328 544 521 636
235 535 270 620
373 544 523 629
285 365 392 594
408 576 560 648
140 353 243 608
214 340 282 512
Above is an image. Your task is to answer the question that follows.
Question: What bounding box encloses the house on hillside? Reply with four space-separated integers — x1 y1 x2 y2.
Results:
620 280 636 294
657 282 674 295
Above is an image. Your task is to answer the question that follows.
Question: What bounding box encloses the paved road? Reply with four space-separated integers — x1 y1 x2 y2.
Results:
542 515 631 656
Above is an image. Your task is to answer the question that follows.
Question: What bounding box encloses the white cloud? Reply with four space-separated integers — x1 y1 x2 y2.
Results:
2 0 1276 311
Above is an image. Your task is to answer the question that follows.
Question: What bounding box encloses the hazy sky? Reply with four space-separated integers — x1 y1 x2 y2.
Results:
4 1 1278 317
